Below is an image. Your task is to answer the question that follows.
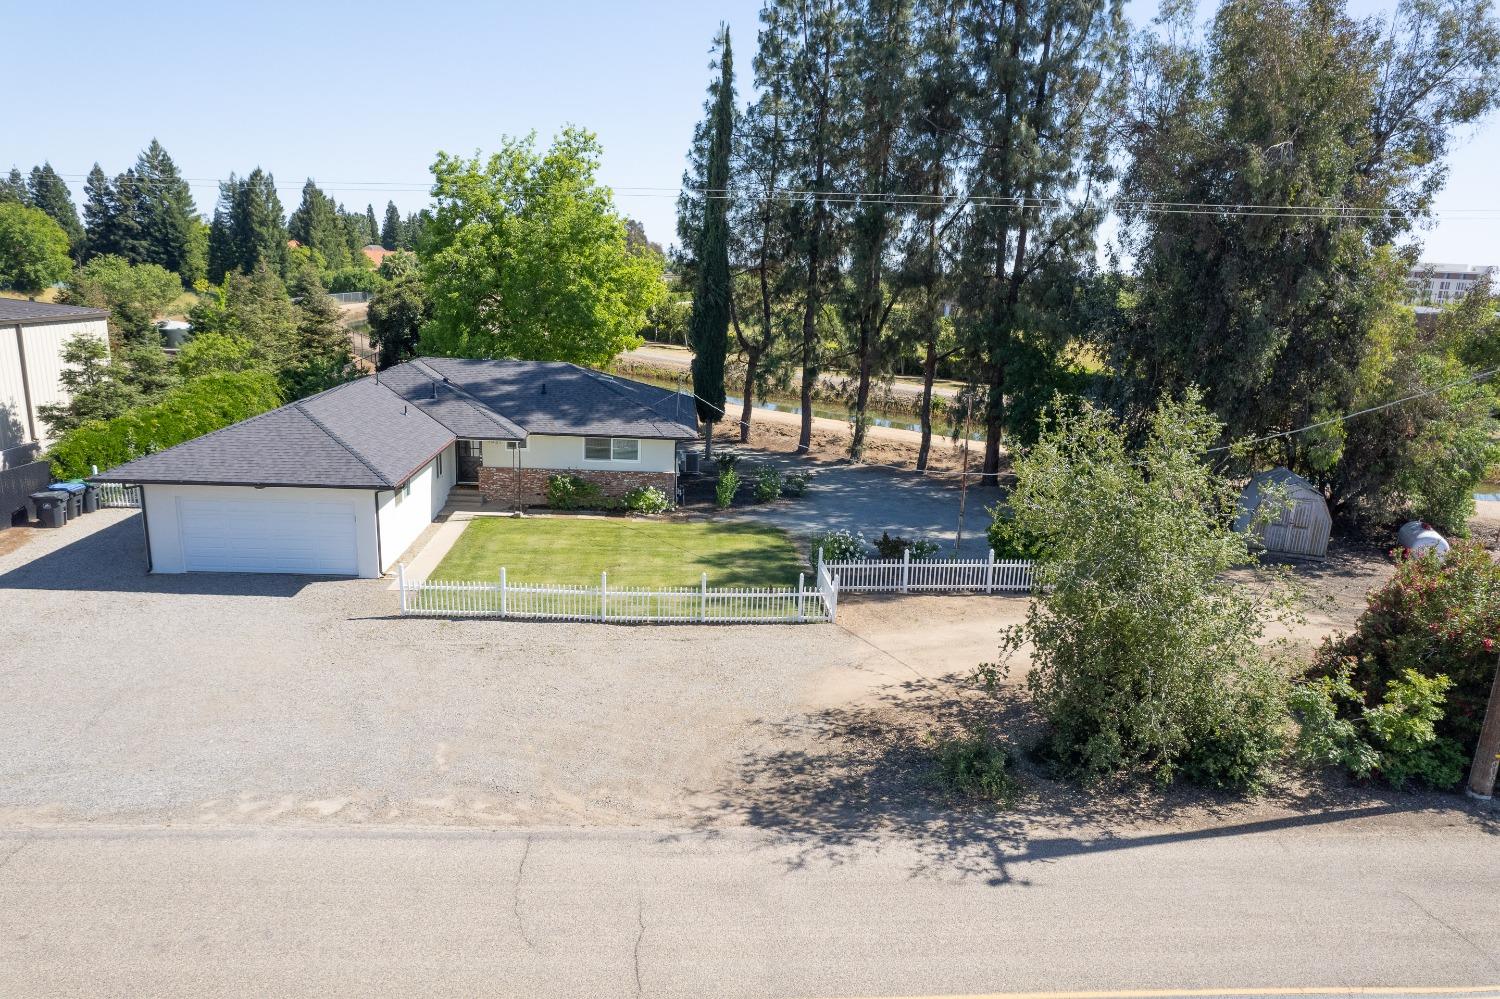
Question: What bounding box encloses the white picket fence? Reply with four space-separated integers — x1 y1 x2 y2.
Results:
398 561 840 625
93 482 142 508
819 548 1033 594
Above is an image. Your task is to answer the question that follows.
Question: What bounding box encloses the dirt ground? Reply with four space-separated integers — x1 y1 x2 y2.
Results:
711 406 983 478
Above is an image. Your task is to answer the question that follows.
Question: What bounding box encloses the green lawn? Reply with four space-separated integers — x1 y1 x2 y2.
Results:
430 517 807 588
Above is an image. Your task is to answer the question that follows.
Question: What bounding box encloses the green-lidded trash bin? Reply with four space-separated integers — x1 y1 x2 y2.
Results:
49 481 85 519
31 491 67 528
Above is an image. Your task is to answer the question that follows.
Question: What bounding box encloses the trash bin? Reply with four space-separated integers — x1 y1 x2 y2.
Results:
82 483 99 514
31 491 67 528
49 481 85 519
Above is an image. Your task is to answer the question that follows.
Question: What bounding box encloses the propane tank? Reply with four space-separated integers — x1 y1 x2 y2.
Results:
1397 520 1450 559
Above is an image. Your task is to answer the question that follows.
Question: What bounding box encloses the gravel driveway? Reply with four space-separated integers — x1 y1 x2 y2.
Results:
0 510 889 828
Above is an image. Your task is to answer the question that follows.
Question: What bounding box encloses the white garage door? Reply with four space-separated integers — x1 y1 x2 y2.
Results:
177 496 360 575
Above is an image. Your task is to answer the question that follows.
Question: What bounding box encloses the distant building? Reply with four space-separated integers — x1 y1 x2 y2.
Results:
361 244 393 268
0 299 111 459
1405 262 1497 306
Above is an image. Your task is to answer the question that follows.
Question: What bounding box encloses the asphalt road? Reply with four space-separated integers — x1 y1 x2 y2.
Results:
2 819 1497 998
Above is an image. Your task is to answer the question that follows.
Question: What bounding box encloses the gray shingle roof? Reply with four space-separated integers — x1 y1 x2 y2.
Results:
0 299 109 324
90 358 697 490
418 357 699 439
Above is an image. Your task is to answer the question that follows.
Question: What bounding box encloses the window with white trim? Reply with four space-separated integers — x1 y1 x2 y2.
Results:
584 437 640 462
506 440 528 450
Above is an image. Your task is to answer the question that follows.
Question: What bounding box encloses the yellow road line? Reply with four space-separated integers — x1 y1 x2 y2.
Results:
815 987 1500 999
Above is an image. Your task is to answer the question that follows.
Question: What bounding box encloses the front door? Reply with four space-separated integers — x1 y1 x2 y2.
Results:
457 440 483 484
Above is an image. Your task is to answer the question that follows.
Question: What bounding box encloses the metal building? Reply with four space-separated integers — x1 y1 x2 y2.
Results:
1234 467 1332 560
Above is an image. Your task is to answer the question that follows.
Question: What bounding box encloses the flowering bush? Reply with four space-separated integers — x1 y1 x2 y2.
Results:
1311 541 1499 757
623 485 671 515
813 529 869 563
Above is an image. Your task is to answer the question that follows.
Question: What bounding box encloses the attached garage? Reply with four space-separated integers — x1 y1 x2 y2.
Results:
177 496 360 575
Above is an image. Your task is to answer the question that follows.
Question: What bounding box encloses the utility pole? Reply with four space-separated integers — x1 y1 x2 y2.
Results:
1466 653 1500 800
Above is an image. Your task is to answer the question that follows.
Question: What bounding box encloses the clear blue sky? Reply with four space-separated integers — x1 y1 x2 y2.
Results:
8 0 1496 264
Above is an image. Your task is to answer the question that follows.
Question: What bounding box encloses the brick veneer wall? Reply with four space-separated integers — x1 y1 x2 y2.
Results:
478 466 677 509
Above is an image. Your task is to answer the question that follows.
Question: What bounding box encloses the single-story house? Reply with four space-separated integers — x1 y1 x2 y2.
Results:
91 358 698 577
0 299 111 461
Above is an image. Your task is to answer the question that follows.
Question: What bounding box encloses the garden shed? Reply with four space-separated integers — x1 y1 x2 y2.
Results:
1233 467 1331 560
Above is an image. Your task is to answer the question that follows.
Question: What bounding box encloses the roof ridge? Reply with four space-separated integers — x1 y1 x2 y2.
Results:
579 366 696 433
294 398 395 488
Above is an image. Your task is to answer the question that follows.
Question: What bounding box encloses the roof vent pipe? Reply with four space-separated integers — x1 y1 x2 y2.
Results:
540 382 547 395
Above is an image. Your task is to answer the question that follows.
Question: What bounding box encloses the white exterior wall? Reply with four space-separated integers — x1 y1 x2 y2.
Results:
479 434 677 473
0 319 111 450
142 483 381 578
375 443 455 572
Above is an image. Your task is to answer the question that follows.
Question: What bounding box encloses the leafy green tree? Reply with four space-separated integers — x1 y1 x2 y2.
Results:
367 256 428 368
175 331 259 380
63 254 181 344
0 202 73 294
1111 0 1500 492
132 140 199 279
381 200 404 250
419 128 666 365
37 334 138 436
686 25 736 457
27 163 85 257
985 393 1294 790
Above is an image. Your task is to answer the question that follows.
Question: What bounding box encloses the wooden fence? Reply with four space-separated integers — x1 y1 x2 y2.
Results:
819 548 1033 594
398 561 840 625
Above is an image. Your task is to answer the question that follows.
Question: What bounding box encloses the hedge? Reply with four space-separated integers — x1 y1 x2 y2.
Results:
49 371 284 480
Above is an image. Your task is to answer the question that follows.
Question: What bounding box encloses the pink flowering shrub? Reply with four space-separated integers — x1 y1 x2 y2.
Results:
1312 542 1499 756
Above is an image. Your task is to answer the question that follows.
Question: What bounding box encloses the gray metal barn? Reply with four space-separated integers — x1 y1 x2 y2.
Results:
1233 467 1332 560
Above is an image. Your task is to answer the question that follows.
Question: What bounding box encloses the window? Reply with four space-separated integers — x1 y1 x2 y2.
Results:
436 453 443 476
584 437 639 461
506 440 528 450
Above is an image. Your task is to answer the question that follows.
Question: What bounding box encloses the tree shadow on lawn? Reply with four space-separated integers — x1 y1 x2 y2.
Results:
686 671 1497 883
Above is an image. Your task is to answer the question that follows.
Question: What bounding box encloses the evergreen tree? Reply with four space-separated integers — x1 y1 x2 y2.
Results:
0 168 27 204
285 289 358 398
232 169 287 277
365 203 379 244
105 168 152 265
37 335 139 437
381 200 403 250
841 0 914 460
287 179 350 269
401 210 430 250
686 25 736 458
82 164 114 259
27 163 85 256
133 140 198 279
953 0 1125 481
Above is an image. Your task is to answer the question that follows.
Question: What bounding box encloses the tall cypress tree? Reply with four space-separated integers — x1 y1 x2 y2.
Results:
365 204 379 244
27 163 85 257
687 25 736 458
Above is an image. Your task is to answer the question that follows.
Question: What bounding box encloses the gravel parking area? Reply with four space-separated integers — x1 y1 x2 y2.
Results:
0 509 914 829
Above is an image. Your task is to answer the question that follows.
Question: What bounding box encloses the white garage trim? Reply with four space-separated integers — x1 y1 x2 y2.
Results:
141 484 382 578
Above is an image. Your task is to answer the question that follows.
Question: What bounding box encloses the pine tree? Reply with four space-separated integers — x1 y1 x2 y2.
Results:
133 140 198 279
842 0 914 460
287 179 349 269
233 169 287 276
687 25 736 458
82 164 114 259
27 163 85 257
105 168 152 265
0 168 26 204
381 201 403 250
365 204 379 244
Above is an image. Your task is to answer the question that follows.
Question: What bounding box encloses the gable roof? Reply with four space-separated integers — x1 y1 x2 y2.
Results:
91 358 697 490
0 299 110 325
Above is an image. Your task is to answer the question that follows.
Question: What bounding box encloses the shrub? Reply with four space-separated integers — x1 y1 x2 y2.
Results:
326 267 380 294
985 393 1296 792
987 503 1047 560
1310 542 1499 758
929 728 1020 805
48 371 283 479
547 474 609 511
715 467 740 509
1290 664 1468 789
714 449 741 472
872 531 943 560
752 465 782 503
623 485 671 515
782 471 810 497
813 528 868 563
